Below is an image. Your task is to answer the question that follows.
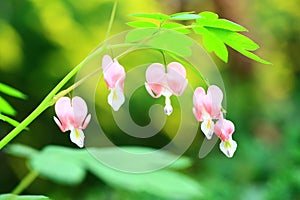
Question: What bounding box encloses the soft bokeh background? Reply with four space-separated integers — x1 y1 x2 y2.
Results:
1 0 300 199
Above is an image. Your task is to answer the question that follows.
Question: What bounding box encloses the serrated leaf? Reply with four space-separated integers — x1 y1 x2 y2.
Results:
0 96 16 116
203 27 270 64
193 26 228 62
0 83 26 99
125 28 158 43
127 21 158 28
0 194 49 200
130 13 170 21
5 143 38 158
170 13 201 20
207 28 259 50
161 22 191 34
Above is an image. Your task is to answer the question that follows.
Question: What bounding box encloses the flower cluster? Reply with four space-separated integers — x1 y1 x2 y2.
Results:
53 55 237 158
193 85 237 157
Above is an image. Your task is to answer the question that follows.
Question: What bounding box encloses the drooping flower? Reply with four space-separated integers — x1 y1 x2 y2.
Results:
145 62 188 115
102 55 126 111
214 116 237 158
193 85 223 139
54 96 91 148
193 85 237 157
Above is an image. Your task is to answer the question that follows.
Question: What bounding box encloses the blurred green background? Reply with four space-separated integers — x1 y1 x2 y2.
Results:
1 0 300 199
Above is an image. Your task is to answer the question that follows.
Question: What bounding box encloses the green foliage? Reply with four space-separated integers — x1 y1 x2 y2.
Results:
127 21 158 28
128 11 270 64
5 144 203 199
0 83 26 99
130 13 170 22
0 82 26 126
125 28 158 43
0 194 49 200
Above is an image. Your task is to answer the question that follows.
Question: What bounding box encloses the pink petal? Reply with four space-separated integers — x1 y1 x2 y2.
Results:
103 57 126 89
192 87 206 121
102 55 113 71
55 97 74 131
72 96 89 128
207 85 223 118
82 114 91 129
167 62 186 78
145 63 165 84
145 83 164 98
166 66 187 96
214 118 235 141
53 116 65 132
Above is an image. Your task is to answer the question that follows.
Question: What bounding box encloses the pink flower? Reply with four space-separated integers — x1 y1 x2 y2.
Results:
214 116 237 158
102 55 126 111
193 85 223 139
193 85 237 157
145 62 188 115
54 96 91 148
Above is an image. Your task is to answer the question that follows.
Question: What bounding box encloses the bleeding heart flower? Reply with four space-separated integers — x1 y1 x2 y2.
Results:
214 116 237 158
145 62 188 115
54 96 91 148
102 55 126 111
192 85 223 139
193 85 237 157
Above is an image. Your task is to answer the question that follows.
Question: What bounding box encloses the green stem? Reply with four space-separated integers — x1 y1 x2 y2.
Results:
12 170 39 195
0 114 27 130
104 0 118 43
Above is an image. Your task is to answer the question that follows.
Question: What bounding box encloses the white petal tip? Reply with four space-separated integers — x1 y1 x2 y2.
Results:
108 88 125 111
70 129 85 148
164 104 173 116
220 139 237 158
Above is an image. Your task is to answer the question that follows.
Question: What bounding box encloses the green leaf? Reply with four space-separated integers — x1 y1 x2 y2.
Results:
130 13 170 21
206 28 270 64
127 21 158 28
29 146 86 185
0 96 16 116
197 18 248 32
170 13 201 20
161 22 191 34
207 28 259 50
198 11 219 20
194 27 228 62
193 25 270 64
88 146 193 170
125 28 158 43
5 143 38 159
0 194 49 200
84 152 203 199
6 145 203 199
149 31 193 57
0 83 26 99
197 12 247 32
